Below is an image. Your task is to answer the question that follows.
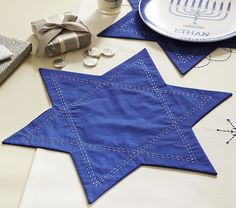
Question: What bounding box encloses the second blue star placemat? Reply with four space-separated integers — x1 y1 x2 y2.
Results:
3 49 232 203
98 0 236 74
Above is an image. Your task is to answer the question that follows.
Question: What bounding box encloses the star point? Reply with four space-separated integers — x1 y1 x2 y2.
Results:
98 0 236 74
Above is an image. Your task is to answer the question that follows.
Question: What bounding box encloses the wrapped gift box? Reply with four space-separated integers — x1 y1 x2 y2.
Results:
0 35 32 85
32 11 91 57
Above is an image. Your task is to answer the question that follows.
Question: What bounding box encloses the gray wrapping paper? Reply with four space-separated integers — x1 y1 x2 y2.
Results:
31 11 91 57
0 35 32 85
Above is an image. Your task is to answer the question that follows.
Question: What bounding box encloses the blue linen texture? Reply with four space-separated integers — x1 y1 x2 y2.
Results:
3 49 232 203
98 0 236 74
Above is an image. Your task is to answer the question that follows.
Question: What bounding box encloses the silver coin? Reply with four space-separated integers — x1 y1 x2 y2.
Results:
83 57 98 67
102 47 116 57
88 48 102 58
53 58 67 69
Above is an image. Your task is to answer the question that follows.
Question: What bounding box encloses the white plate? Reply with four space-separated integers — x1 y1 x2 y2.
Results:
139 0 236 42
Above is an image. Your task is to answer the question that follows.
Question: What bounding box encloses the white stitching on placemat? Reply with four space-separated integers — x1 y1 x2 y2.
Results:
137 59 196 160
51 75 98 184
19 58 212 186
53 75 208 99
55 59 211 185
116 14 207 64
19 134 194 163
166 39 207 64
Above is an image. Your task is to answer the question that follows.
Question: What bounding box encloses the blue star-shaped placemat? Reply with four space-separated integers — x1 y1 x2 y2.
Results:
98 0 236 74
3 49 232 203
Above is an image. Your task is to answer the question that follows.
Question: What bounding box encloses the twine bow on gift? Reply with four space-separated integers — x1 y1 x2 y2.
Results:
36 14 89 56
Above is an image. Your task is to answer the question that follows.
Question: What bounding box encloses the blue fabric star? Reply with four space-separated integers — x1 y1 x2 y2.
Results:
98 0 236 74
3 49 232 203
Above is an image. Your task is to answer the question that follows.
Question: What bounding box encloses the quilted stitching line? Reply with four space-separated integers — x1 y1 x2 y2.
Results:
19 134 193 162
143 151 194 162
120 16 136 29
84 143 193 162
51 75 98 184
138 59 197 161
66 61 142 109
20 134 193 163
54 74 209 99
166 39 207 64
117 16 156 38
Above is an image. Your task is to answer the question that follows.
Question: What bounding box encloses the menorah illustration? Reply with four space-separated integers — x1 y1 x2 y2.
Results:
217 119 236 144
169 0 232 26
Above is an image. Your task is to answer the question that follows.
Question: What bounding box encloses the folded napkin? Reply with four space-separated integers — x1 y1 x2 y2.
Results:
98 0 236 74
3 49 232 203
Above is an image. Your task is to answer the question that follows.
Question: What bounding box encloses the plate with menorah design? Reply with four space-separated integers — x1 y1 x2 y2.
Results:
139 0 236 42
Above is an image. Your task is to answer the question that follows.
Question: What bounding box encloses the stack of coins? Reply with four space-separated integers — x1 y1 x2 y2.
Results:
83 47 116 67
52 47 116 69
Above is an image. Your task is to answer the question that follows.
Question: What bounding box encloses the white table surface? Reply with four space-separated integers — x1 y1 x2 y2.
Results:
1 0 236 208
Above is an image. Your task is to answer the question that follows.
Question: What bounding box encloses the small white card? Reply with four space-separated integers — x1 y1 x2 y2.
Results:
0 44 13 62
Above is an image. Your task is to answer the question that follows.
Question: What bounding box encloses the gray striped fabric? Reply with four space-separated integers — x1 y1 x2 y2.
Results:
31 11 91 57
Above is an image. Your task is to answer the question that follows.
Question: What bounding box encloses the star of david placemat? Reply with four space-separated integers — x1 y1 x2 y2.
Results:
3 49 232 202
